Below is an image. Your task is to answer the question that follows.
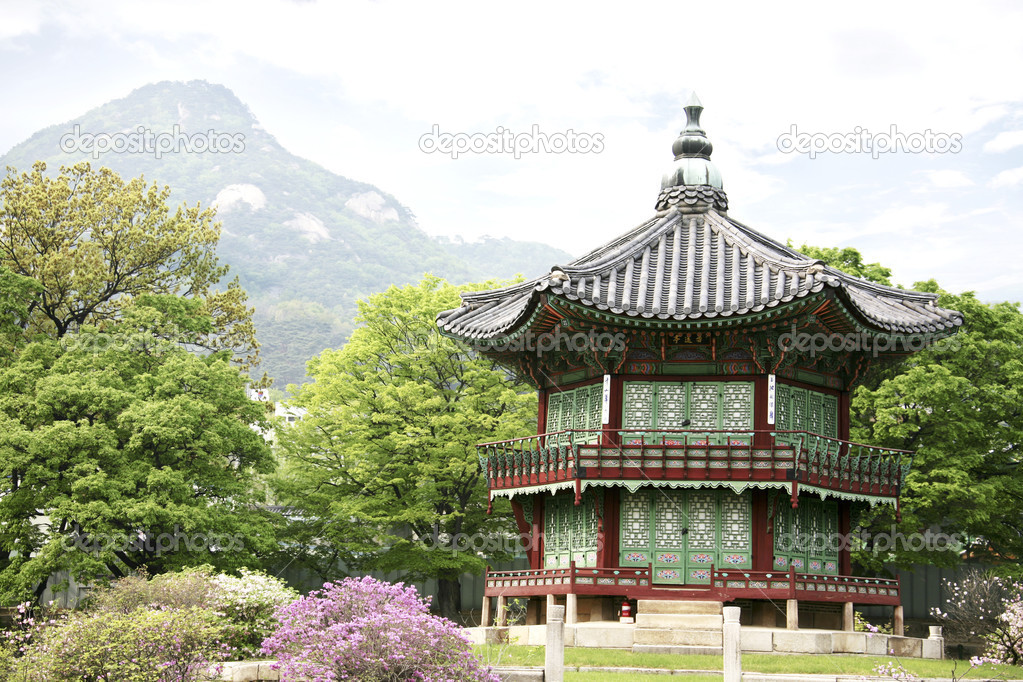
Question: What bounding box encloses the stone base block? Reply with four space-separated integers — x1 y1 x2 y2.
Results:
633 628 722 646
773 630 832 654
865 633 890 655
922 638 944 660
507 625 548 646
572 624 635 648
221 662 280 682
634 613 723 629
889 636 923 658
740 628 774 652
832 631 867 653
636 599 722 615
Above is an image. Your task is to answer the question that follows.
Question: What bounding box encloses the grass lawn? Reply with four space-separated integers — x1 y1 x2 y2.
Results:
474 645 1019 679
566 674 722 681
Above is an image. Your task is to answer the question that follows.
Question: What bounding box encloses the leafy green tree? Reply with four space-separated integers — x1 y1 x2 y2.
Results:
0 296 276 603
0 161 258 368
790 241 893 285
795 243 1022 573
0 266 41 361
851 285 1023 572
272 276 536 621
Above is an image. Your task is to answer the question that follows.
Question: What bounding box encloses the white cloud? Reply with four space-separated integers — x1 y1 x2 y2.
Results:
214 184 266 212
983 130 1023 153
921 170 974 188
991 167 1023 188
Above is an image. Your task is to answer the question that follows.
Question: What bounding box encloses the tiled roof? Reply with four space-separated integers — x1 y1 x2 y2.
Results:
437 207 963 340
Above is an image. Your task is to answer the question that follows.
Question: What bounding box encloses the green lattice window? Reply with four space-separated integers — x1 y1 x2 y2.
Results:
621 381 753 445
772 495 839 575
543 492 598 568
546 384 603 446
775 384 839 449
619 488 752 584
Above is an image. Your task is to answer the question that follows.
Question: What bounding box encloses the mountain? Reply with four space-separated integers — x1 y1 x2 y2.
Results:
0 81 572 386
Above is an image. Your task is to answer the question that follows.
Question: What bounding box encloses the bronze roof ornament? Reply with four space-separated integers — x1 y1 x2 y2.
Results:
656 92 728 212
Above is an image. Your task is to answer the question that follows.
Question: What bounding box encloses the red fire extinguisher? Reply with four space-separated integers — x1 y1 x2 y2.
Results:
620 599 634 623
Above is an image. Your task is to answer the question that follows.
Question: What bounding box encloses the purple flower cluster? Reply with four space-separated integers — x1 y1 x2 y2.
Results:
261 575 498 681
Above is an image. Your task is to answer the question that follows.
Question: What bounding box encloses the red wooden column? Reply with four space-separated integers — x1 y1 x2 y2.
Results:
838 390 850 441
600 488 620 568
752 374 770 449
537 387 549 438
751 490 773 571
533 496 545 570
838 500 852 575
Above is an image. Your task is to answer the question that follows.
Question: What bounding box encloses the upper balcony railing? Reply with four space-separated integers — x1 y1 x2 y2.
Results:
483 562 901 605
477 429 911 499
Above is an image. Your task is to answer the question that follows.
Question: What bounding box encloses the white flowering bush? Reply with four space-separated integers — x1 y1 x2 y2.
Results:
75 566 299 660
970 599 1023 666
932 569 1023 665
211 567 299 658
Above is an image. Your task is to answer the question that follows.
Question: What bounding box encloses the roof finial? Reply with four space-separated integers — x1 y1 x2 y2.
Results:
674 92 712 160
657 91 727 212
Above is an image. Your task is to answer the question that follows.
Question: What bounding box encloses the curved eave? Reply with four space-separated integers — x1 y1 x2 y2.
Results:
437 208 964 342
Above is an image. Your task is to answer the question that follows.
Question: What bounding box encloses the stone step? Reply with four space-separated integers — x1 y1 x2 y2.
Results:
633 628 723 646
632 644 724 656
634 612 723 629
636 599 723 615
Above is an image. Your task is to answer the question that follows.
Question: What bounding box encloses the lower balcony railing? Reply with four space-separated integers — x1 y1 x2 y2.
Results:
477 429 911 499
483 563 900 605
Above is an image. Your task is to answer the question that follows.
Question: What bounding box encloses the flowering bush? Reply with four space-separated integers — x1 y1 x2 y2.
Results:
0 601 68 657
854 610 892 635
931 569 1023 641
0 641 15 680
261 575 499 681
970 599 1023 666
86 566 217 613
212 567 299 658
932 569 1023 665
873 661 919 681
13 606 230 681
83 565 298 660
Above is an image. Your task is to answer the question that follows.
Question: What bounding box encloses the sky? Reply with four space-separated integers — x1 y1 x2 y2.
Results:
1 0 1022 302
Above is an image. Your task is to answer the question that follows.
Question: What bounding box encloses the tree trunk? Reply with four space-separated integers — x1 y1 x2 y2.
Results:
436 576 462 624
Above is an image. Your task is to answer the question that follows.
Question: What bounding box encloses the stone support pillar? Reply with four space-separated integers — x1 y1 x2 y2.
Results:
545 605 565 682
786 599 799 630
481 596 491 627
496 595 507 627
723 606 742 682
843 602 854 632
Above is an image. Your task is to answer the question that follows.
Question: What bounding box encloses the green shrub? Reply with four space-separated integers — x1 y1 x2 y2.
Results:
85 566 217 613
84 566 297 660
15 606 229 682
0 641 16 681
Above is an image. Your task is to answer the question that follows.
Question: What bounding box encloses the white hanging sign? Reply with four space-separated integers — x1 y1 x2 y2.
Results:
601 374 612 424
